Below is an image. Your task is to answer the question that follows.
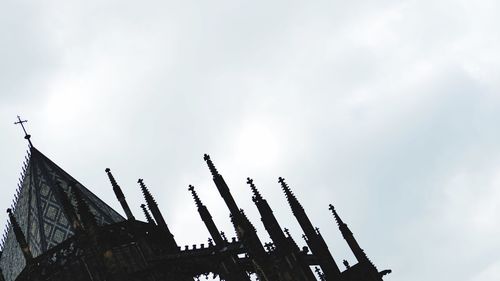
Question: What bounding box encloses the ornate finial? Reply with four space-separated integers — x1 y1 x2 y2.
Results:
329 204 344 227
203 154 219 177
105 168 121 195
278 177 289 189
278 177 301 209
284 227 300 249
264 242 272 252
239 208 256 230
278 177 293 197
138 179 156 206
343 260 350 269
246 177 263 202
380 269 392 276
14 115 33 147
315 227 321 235
220 231 227 242
188 185 203 208
314 267 326 281
7 209 14 221
140 204 155 224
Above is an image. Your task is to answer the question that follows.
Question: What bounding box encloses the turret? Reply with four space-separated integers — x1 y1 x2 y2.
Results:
105 168 135 220
7 208 32 263
278 177 341 281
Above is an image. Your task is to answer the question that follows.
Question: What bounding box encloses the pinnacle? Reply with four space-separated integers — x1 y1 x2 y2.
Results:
278 177 299 205
203 154 219 176
188 185 203 208
246 177 262 201
329 203 343 227
138 178 156 205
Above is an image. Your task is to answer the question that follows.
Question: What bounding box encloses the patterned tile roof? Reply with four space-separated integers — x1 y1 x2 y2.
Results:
0 147 124 281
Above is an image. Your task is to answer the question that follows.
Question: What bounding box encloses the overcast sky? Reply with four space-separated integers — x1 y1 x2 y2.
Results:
1 1 500 280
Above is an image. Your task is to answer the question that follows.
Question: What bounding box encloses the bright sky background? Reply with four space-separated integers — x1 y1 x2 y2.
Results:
1 1 500 280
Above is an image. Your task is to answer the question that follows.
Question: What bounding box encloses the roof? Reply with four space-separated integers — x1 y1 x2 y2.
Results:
0 147 124 281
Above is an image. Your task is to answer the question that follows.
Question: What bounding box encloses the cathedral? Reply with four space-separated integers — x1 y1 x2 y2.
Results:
0 117 391 281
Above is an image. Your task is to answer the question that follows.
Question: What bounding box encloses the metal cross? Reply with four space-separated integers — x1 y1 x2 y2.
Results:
14 115 33 147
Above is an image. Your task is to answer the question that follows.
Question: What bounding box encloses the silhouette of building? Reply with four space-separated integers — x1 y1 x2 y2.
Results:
0 117 391 281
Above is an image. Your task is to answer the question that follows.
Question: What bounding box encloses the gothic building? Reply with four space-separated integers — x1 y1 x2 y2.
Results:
0 118 391 281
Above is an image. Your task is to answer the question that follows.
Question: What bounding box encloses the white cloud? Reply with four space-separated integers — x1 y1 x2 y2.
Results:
1 1 499 280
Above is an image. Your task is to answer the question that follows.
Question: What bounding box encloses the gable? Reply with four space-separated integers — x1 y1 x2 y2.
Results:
0 147 124 281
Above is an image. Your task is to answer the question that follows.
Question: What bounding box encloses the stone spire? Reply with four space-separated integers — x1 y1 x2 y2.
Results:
203 154 277 281
105 168 134 220
203 154 239 216
246 178 263 202
247 178 317 281
188 185 224 245
7 208 32 263
188 185 251 281
278 177 341 281
188 185 203 209
278 177 302 213
328 204 370 265
246 177 287 249
138 178 177 249
138 179 166 228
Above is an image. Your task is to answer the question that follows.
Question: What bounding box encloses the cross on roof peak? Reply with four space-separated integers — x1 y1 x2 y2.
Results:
14 115 33 147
